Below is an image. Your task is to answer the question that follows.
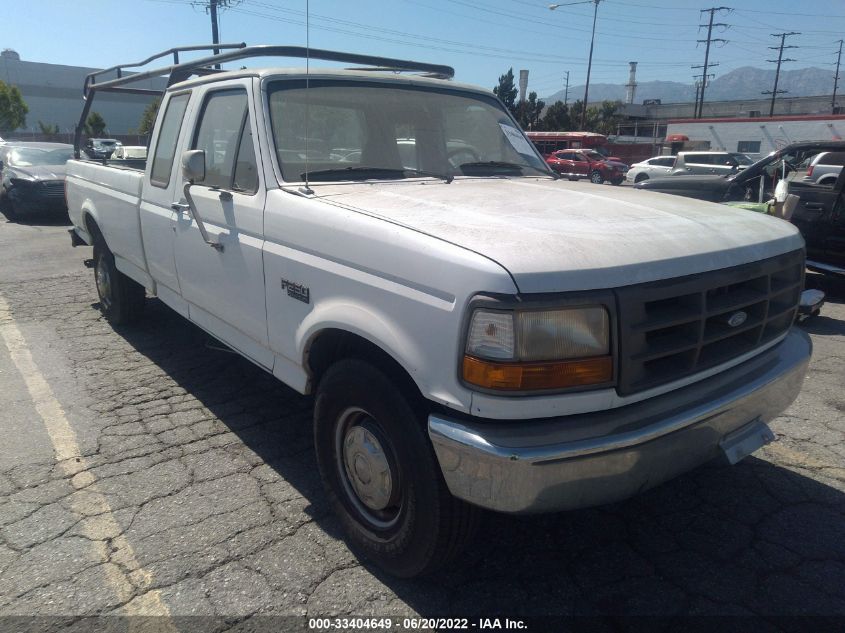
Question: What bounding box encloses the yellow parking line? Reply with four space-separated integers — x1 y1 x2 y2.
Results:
0 293 175 623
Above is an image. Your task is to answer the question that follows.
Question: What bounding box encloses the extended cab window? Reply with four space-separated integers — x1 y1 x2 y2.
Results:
150 93 190 187
192 89 258 194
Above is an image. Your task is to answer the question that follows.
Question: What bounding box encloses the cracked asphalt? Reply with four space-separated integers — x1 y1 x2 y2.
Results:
0 216 843 630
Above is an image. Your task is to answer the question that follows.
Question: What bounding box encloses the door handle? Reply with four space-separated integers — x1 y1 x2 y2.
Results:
805 203 825 211
171 202 190 212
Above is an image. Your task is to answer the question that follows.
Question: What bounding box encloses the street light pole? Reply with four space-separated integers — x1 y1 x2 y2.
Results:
550 0 600 130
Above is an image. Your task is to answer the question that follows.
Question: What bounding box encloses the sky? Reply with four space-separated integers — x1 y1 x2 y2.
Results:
5 0 845 99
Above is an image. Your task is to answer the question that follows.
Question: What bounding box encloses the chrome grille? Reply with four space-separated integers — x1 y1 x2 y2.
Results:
616 250 804 395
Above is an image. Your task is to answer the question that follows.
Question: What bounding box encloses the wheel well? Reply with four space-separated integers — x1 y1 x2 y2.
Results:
306 329 423 403
84 213 103 244
635 173 649 182
818 176 837 186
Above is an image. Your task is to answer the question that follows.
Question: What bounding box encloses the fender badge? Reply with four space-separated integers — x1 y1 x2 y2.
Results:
727 311 747 328
281 279 310 304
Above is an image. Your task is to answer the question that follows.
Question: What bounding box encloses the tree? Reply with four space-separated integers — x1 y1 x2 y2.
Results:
515 91 545 130
540 101 571 131
138 98 161 137
0 81 28 134
38 121 60 139
84 112 107 137
493 68 518 116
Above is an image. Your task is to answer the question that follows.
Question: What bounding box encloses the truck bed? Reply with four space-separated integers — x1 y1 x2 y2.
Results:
65 159 148 281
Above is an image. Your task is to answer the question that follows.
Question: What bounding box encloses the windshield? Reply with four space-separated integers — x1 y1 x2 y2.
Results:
9 148 73 166
267 80 550 182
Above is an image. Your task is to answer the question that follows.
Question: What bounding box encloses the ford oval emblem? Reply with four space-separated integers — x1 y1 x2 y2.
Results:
728 311 748 328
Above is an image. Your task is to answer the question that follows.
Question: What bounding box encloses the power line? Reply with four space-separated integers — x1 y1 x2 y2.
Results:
189 0 243 68
762 32 800 117
694 7 731 119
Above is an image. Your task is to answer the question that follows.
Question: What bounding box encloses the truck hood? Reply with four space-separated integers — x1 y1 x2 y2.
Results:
312 178 803 293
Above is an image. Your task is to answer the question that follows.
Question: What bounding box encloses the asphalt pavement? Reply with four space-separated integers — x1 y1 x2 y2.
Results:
0 211 844 632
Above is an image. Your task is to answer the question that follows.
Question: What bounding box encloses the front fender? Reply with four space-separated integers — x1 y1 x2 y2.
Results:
298 298 431 396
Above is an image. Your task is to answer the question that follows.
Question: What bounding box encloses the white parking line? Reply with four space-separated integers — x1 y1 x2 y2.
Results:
0 293 174 622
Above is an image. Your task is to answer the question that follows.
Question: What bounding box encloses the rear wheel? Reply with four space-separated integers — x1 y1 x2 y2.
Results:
93 238 145 324
314 359 479 577
589 170 605 184
610 177 624 186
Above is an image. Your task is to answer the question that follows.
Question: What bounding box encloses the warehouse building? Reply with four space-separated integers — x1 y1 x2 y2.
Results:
0 48 164 138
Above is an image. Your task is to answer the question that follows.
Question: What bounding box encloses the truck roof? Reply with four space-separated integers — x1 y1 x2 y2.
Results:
168 66 488 96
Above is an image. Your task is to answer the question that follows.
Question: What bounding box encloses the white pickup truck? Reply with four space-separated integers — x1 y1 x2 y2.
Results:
66 45 811 577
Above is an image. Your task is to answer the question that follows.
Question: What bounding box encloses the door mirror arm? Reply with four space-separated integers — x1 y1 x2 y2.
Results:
182 182 223 252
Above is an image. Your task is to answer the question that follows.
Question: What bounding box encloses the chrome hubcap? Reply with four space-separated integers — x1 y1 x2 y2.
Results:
343 425 393 511
96 256 112 309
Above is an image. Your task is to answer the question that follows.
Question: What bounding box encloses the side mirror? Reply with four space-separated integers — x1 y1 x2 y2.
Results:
181 150 206 184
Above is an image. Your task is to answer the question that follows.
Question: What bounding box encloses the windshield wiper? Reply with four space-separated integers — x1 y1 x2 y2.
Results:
301 166 452 183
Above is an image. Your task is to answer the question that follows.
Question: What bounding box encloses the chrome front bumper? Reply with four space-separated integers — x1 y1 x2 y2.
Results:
428 328 811 514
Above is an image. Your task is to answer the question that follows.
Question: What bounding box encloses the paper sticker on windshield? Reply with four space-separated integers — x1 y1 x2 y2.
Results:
499 123 535 156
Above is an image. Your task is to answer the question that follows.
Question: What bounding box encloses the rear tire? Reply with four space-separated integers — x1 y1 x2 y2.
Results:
589 170 605 184
314 359 479 577
93 238 145 324
610 177 624 186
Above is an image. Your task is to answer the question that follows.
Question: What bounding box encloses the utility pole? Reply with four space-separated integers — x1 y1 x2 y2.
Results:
191 0 241 69
833 39 843 114
580 0 601 130
693 7 730 119
692 73 715 117
564 71 570 105
763 32 799 117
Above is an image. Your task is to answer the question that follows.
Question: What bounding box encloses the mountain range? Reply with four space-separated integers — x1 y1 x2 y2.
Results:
542 66 838 105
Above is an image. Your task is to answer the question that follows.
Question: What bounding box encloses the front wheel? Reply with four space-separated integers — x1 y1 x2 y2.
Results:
589 170 605 184
634 173 649 183
93 239 145 324
314 359 479 577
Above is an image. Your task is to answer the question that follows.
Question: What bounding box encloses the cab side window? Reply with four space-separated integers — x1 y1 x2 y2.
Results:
150 93 190 187
192 89 259 194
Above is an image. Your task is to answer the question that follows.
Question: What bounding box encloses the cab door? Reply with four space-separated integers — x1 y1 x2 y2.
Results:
172 82 271 366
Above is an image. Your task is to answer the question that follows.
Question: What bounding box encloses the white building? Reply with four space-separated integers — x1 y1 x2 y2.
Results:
664 114 845 156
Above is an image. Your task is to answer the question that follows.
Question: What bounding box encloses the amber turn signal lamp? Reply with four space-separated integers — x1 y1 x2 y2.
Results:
462 355 612 391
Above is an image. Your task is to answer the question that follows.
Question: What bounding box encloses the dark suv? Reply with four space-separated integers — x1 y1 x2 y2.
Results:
82 138 121 159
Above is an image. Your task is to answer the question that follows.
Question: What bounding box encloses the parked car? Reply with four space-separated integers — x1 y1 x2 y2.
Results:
545 149 626 184
670 151 745 176
635 140 845 277
67 44 810 577
111 145 147 160
634 141 845 202
625 155 675 183
799 151 845 186
0 142 73 220
82 138 121 159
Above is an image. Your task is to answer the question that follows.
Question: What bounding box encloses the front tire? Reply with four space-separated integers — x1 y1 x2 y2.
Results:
589 170 605 184
635 173 649 183
93 238 145 324
314 359 479 577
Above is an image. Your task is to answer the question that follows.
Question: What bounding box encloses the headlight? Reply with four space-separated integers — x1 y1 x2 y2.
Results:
463 306 612 391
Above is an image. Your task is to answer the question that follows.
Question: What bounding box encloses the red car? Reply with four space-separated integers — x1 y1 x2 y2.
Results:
545 149 627 185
